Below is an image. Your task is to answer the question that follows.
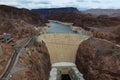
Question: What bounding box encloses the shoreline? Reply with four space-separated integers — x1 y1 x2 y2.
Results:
48 20 73 26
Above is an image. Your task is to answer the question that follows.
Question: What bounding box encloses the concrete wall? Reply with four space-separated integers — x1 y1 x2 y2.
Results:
37 33 89 64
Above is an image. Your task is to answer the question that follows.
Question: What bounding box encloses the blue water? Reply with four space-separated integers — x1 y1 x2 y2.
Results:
48 21 74 33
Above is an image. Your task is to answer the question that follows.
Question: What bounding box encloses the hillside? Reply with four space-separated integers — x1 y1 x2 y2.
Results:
0 5 47 38
0 5 47 26
31 7 78 18
84 9 120 17
31 7 120 28
50 11 120 27
0 5 47 77
11 41 51 80
76 38 120 80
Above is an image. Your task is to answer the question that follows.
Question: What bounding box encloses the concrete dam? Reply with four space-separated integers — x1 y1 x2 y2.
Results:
38 33 89 64
38 20 91 64
37 20 92 80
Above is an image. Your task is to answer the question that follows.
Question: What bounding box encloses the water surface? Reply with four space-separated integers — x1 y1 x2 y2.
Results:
48 21 74 33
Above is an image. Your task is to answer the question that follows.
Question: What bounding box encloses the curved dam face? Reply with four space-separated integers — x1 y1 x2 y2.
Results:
37 33 89 64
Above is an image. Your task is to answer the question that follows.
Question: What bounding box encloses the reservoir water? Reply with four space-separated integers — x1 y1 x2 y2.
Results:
48 21 74 33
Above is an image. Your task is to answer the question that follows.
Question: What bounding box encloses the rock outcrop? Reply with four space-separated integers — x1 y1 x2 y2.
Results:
75 38 120 80
12 41 51 80
90 26 120 44
0 43 13 75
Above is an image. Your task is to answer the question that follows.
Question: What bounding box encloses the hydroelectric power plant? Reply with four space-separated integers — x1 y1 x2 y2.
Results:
1 5 120 80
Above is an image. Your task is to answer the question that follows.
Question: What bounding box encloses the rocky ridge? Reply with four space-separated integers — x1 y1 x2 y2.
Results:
11 41 51 80
76 38 120 80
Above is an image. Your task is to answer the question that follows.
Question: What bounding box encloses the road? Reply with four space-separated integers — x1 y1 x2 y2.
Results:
0 30 39 80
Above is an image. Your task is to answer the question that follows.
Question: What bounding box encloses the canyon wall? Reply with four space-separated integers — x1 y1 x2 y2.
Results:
76 38 120 80
11 41 51 80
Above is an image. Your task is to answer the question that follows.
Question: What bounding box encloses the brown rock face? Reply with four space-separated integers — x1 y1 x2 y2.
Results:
49 11 120 27
0 43 13 75
90 25 120 44
0 5 47 77
0 19 35 39
12 41 51 80
75 38 120 80
0 5 47 26
90 26 120 44
0 5 47 39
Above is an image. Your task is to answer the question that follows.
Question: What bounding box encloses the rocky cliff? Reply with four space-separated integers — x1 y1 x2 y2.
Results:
76 38 120 80
90 26 120 44
11 41 51 80
31 7 78 17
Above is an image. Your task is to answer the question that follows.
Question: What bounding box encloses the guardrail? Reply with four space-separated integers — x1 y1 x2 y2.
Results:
49 68 61 80
49 66 85 80
69 67 85 80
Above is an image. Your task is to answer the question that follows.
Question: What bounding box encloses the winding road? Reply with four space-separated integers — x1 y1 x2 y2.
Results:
0 31 39 80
